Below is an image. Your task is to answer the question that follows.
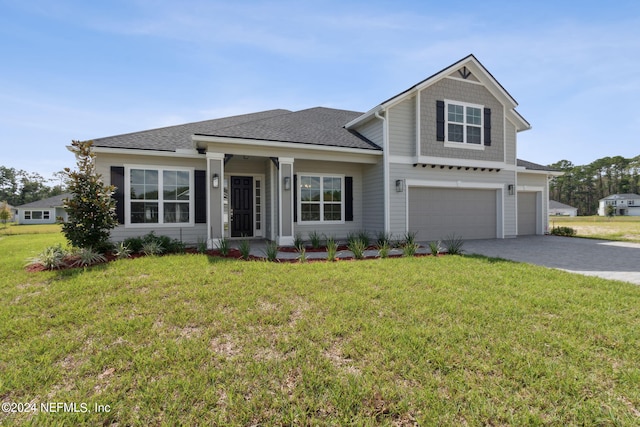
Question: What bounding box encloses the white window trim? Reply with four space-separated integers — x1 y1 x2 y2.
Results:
124 165 195 228
444 99 485 149
297 172 345 225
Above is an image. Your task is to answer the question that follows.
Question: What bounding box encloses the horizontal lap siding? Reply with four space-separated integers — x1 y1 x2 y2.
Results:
388 97 416 157
361 162 384 234
110 224 207 245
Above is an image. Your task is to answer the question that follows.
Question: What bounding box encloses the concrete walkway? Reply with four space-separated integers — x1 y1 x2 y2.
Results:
463 235 640 285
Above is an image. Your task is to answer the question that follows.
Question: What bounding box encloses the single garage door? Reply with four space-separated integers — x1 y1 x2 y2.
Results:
517 192 537 235
408 187 497 241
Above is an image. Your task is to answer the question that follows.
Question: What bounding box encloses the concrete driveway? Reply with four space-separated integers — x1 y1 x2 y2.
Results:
462 235 640 285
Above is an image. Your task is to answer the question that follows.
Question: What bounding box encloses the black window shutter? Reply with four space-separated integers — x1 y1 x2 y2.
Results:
194 170 206 223
484 108 492 146
345 176 353 222
436 100 445 141
293 174 297 223
110 166 125 224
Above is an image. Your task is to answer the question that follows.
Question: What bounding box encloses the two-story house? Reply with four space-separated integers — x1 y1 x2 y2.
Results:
598 194 640 216
90 54 559 247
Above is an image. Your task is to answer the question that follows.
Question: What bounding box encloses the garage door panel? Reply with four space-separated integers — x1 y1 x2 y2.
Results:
518 192 537 235
409 188 497 241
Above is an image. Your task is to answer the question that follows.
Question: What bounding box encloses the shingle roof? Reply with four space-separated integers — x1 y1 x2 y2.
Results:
600 193 640 201
92 109 292 151
17 193 72 209
92 107 381 152
549 200 577 210
195 107 380 150
517 159 559 172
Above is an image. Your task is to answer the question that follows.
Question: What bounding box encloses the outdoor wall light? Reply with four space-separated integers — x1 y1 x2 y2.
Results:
212 173 220 189
284 176 291 191
396 179 404 192
508 184 514 196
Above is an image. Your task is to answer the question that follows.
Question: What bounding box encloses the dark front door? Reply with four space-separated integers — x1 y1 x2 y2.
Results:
231 176 253 237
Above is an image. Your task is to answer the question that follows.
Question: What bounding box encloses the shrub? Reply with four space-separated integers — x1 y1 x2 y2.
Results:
62 140 118 251
165 238 186 254
238 239 251 260
298 247 307 263
308 231 322 249
123 236 144 253
357 230 370 248
71 247 107 267
375 231 393 248
216 238 230 256
326 236 338 262
264 241 279 262
114 242 132 259
551 226 577 237
378 240 390 258
142 240 164 256
402 242 419 257
348 238 367 260
402 231 417 247
443 233 464 255
196 237 208 254
429 240 442 256
294 233 304 251
27 244 68 270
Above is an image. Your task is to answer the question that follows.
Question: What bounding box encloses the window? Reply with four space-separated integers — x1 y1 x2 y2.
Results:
25 210 49 220
127 167 193 225
445 100 483 145
299 175 343 222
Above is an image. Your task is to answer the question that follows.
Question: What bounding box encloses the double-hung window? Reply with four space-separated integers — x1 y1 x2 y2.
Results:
299 175 343 222
445 100 483 145
128 167 193 225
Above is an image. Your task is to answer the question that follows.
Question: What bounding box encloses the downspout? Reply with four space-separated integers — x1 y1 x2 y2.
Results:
375 109 390 233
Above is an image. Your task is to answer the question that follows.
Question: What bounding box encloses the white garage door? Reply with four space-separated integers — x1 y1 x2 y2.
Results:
408 187 497 241
517 192 537 235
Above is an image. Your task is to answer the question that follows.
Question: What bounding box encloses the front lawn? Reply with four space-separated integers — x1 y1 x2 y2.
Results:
1 232 639 425
550 215 640 243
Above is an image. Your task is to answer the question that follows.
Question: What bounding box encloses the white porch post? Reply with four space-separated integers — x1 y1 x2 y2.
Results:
277 157 295 246
207 152 225 249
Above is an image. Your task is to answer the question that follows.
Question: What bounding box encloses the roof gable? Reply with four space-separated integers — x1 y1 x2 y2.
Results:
347 54 530 132
17 193 72 209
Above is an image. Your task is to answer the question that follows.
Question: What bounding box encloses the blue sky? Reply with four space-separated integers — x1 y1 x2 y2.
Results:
1 0 639 182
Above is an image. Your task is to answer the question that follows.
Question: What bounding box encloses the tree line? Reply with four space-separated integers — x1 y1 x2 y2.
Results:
0 166 66 207
549 155 640 216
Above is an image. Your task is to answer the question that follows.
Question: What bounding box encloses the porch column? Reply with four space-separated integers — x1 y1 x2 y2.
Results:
278 157 295 246
207 152 225 248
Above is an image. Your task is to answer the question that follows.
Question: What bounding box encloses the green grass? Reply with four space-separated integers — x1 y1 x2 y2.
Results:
0 223 62 236
550 216 640 243
1 232 640 425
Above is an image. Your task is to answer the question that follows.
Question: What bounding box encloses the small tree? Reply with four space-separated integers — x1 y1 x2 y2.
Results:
0 201 11 227
62 140 118 251
605 204 615 220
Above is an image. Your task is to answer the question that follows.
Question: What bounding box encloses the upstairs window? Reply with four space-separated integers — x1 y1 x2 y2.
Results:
446 100 483 145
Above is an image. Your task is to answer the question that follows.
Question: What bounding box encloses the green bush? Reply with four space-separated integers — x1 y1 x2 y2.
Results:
71 247 107 267
264 241 279 262
348 238 367 259
27 244 68 270
443 233 464 255
216 238 231 256
326 236 338 262
308 231 322 249
551 226 577 237
238 239 251 260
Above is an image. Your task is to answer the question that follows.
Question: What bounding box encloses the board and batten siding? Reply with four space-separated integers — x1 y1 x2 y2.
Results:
293 160 364 240
419 78 505 162
388 97 416 157
388 163 516 238
95 152 208 244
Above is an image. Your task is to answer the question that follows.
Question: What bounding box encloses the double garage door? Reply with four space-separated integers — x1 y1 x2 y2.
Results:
408 188 497 241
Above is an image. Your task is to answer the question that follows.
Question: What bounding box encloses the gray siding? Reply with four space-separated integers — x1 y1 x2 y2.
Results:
505 120 516 165
388 163 516 238
419 78 505 162
355 117 384 148
110 224 208 245
361 161 385 234
388 97 416 157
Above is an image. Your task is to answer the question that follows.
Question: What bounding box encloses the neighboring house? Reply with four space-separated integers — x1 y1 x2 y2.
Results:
597 194 640 216
16 193 71 225
549 200 578 217
89 54 560 247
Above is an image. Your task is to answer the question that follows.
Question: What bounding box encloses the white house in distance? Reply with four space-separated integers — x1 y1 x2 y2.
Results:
16 193 70 224
87 55 561 247
598 194 640 216
549 200 578 216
